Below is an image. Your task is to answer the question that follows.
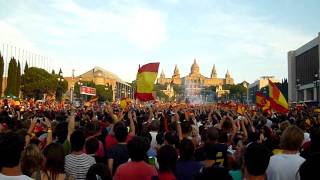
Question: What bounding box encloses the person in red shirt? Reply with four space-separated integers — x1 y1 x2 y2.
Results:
157 145 178 180
105 110 136 151
114 136 158 180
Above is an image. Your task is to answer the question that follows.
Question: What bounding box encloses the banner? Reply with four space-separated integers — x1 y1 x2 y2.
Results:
80 86 96 96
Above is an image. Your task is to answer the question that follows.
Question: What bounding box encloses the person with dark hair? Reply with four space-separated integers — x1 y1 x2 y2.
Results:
301 127 320 159
194 166 233 180
243 143 271 180
54 111 76 156
299 153 320 180
39 143 70 180
86 163 112 180
114 136 158 180
157 145 177 180
195 127 228 169
107 122 129 176
0 132 32 179
85 137 105 164
266 126 305 180
104 110 136 152
175 139 202 180
150 119 160 148
85 137 100 155
65 130 96 180
164 131 179 147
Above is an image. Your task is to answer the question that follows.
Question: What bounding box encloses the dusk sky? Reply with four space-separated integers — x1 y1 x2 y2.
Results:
0 0 319 83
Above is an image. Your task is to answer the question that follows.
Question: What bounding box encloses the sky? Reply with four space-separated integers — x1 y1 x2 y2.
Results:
0 0 319 84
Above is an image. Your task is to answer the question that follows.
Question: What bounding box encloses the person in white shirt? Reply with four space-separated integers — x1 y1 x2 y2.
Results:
266 126 305 180
65 130 96 180
0 132 33 180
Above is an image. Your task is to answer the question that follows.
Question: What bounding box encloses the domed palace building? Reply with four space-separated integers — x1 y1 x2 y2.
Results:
157 59 234 97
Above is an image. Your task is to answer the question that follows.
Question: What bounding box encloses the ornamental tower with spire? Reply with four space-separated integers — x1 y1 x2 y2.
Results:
211 64 217 79
225 70 234 84
190 58 200 75
172 64 182 84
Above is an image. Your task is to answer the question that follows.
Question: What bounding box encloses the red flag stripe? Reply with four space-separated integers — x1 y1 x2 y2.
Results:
138 63 160 73
134 93 155 102
269 98 289 114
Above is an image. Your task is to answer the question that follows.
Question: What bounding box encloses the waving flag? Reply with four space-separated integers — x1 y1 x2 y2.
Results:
268 80 289 113
256 92 271 112
256 92 266 107
135 62 160 101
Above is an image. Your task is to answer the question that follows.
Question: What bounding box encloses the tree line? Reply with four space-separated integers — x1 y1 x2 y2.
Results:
0 52 68 100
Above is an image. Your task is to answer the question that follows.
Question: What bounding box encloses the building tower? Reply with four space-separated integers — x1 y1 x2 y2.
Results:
160 69 165 78
225 70 234 85
190 58 200 75
172 64 180 78
157 69 166 84
225 69 231 79
211 64 217 79
172 65 181 84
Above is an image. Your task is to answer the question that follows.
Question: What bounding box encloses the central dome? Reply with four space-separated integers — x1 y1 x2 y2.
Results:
191 59 200 74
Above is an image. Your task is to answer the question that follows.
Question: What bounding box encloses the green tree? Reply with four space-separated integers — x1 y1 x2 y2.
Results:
96 84 113 102
24 62 29 74
173 84 184 96
53 74 68 101
5 58 18 97
21 67 58 99
58 68 63 76
154 83 169 101
0 53 4 96
15 61 21 97
222 84 247 102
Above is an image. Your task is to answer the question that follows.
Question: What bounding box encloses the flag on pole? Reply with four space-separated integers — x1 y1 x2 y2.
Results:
135 62 160 102
268 80 289 113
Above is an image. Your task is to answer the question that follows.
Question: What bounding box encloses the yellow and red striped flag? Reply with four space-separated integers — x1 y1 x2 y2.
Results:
135 62 160 102
268 80 289 113
256 92 271 112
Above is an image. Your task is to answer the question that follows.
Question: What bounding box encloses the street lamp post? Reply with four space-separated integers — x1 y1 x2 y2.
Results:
314 74 320 106
57 77 64 102
78 77 84 102
296 79 301 103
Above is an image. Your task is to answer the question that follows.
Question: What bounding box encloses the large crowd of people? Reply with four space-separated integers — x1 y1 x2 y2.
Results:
0 99 319 180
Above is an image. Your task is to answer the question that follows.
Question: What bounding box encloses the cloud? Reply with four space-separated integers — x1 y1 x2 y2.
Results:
0 21 40 54
52 0 167 52
191 9 312 82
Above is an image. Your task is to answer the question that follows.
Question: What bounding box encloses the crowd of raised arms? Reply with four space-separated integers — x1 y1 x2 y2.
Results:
1 100 320 180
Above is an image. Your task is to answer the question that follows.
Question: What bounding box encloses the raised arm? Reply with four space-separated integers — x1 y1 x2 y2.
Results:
240 117 248 141
128 110 136 136
67 109 75 142
44 117 53 145
25 117 37 146
173 108 183 141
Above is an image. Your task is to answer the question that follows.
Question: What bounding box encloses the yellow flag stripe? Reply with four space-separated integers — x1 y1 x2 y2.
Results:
269 84 288 109
136 72 158 93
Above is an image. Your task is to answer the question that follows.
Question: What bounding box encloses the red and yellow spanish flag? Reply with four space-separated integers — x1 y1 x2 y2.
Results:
135 62 160 102
256 92 271 112
237 104 246 115
268 80 289 113
256 92 266 107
